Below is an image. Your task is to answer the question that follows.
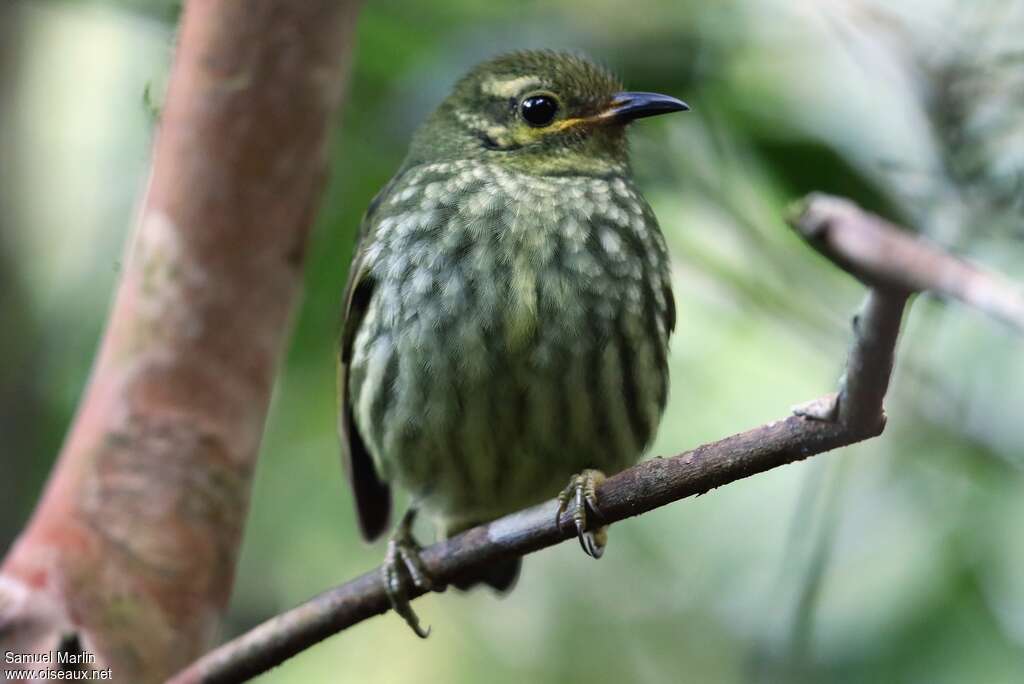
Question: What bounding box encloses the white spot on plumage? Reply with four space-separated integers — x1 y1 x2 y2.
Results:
600 228 623 257
454 110 490 131
563 216 585 242
631 214 650 240
423 182 443 199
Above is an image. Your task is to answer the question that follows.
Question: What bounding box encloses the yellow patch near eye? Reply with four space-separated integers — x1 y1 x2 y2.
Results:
505 117 595 147
549 117 591 132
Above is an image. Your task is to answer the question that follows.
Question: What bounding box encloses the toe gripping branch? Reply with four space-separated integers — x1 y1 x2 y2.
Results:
381 508 434 638
556 469 608 559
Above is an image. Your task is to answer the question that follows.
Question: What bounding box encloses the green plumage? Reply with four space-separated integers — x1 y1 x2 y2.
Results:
339 50 681 570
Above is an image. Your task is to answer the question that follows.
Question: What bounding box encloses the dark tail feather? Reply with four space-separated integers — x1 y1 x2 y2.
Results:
451 557 522 594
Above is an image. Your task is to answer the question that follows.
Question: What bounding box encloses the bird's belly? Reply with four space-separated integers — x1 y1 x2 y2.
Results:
351 267 666 529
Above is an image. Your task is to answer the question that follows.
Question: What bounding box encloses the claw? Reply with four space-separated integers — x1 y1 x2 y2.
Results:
555 469 608 559
583 475 604 518
382 508 433 638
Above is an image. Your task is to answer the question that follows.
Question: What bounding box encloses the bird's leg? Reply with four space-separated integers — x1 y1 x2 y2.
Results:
381 507 433 638
555 469 608 559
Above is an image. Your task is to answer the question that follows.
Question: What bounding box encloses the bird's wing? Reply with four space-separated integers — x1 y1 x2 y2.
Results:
663 279 676 335
337 185 398 542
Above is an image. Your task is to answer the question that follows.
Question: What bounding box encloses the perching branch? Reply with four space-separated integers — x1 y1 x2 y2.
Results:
165 192 1024 684
0 1 360 681
171 193 1024 683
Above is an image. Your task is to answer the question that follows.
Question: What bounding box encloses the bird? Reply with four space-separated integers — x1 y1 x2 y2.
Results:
337 49 687 636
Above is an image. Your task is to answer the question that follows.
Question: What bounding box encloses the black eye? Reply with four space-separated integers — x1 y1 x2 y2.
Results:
520 95 559 127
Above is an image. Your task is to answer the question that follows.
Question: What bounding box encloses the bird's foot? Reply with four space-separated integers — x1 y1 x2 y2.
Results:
381 508 433 638
555 469 608 559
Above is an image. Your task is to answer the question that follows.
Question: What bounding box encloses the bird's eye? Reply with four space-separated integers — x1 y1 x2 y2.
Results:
520 94 559 127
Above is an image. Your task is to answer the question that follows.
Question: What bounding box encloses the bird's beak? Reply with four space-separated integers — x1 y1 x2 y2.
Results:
601 91 690 122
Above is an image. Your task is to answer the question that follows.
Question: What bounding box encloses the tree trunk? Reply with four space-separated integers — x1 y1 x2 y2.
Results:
0 1 361 680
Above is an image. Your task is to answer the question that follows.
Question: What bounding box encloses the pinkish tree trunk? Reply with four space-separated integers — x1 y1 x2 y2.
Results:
1 1 361 680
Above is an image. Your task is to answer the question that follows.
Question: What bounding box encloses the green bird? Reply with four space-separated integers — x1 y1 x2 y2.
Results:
338 49 687 636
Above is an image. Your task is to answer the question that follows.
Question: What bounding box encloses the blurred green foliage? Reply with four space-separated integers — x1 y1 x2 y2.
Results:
2 1 1023 682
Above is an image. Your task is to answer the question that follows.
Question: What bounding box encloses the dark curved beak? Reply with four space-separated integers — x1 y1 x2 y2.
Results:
603 91 690 122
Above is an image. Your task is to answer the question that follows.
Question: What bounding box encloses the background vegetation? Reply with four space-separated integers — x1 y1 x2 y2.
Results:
2 1 1022 681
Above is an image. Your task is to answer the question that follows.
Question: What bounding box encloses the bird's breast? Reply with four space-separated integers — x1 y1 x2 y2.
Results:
367 161 669 366
352 160 673 519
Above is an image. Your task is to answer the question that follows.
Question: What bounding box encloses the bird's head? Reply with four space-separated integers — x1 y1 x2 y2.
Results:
407 50 688 175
